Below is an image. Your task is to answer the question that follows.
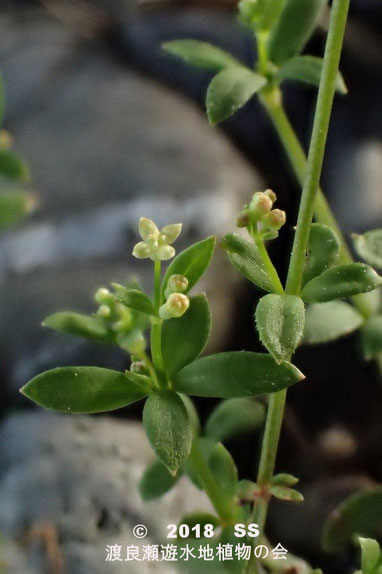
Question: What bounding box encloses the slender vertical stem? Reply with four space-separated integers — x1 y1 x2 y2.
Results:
249 4 351 564
285 0 351 295
151 260 166 387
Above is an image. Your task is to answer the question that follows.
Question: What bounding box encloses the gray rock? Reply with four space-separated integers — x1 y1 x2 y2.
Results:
0 412 212 573
0 8 261 400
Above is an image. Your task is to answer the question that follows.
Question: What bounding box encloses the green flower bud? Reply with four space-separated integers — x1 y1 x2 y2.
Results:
97 304 111 318
160 223 182 244
139 217 158 240
94 287 113 305
249 192 273 218
132 241 151 259
164 274 189 299
159 293 190 320
264 189 277 204
265 209 286 230
236 210 250 228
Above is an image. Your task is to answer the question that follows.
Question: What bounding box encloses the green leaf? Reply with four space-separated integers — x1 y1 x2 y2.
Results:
206 67 267 126
359 538 381 574
0 150 29 181
139 459 180 500
0 190 33 231
174 351 305 398
205 398 265 442
271 473 299 487
255 294 305 363
360 315 382 361
208 442 238 500
303 223 340 287
271 485 304 503
304 301 364 344
276 56 347 94
20 367 147 413
352 229 382 269
162 40 242 71
323 488 382 552
162 236 215 298
222 233 274 292
269 0 326 64
162 294 211 379
42 312 112 343
143 391 193 475
179 513 220 535
117 288 156 316
301 264 382 303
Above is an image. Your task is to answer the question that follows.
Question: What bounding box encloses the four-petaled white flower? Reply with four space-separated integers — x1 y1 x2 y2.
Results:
133 217 182 261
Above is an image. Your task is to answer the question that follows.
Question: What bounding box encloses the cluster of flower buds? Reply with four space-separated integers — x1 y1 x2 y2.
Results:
132 217 182 262
237 189 286 240
159 274 190 320
94 286 146 355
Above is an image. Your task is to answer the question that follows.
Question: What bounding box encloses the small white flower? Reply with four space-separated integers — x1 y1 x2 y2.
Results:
165 274 189 299
132 217 182 261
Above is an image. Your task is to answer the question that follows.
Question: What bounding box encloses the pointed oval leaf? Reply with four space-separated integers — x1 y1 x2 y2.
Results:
162 294 211 379
161 236 215 298
352 229 382 269
360 315 382 361
255 294 305 363
271 473 299 487
20 367 147 413
143 391 193 475
359 538 381 574
139 458 181 501
162 40 242 71
0 150 29 181
206 67 267 125
304 301 363 344
208 442 238 500
205 398 265 442
301 264 382 303
174 351 305 398
303 223 340 287
222 233 274 292
42 312 112 342
0 190 33 231
323 488 382 552
269 0 326 64
117 288 156 316
271 485 304 503
277 56 347 94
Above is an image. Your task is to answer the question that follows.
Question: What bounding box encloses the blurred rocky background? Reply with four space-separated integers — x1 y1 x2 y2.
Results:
0 1 381 573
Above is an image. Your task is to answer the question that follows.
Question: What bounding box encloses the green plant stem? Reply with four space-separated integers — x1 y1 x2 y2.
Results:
151 260 166 387
249 3 351 567
189 440 235 525
253 233 284 295
285 0 350 294
260 80 375 318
